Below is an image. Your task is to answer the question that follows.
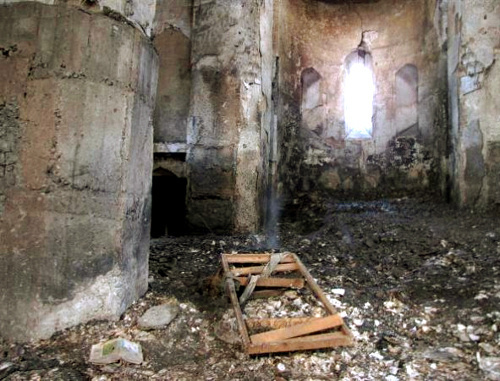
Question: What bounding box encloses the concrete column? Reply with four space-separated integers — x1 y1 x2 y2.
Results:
0 2 158 341
186 0 272 233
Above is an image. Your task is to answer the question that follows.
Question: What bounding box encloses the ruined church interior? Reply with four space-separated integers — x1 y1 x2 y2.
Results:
1 0 500 379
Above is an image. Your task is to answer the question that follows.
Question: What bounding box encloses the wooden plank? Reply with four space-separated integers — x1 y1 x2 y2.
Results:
291 253 338 315
292 253 353 339
235 277 305 288
219 251 353 355
246 317 316 330
239 275 260 305
239 254 285 304
231 263 299 276
225 253 295 264
247 332 353 355
221 255 250 347
251 290 284 299
250 314 344 344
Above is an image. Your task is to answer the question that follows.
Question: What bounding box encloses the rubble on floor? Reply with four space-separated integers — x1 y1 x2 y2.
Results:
0 197 499 380
138 299 179 330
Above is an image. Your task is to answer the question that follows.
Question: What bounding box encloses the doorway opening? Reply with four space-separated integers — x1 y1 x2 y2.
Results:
151 168 187 238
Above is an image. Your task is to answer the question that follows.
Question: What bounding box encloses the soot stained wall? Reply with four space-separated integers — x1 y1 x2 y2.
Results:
276 0 448 200
447 0 500 208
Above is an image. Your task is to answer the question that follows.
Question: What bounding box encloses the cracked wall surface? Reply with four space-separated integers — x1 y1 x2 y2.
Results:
0 2 158 341
0 102 20 216
447 0 500 207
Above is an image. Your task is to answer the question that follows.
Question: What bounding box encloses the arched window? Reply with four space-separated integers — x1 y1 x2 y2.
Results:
344 49 375 139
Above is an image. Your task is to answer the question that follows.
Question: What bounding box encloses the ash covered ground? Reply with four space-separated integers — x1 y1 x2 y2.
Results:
1 197 500 380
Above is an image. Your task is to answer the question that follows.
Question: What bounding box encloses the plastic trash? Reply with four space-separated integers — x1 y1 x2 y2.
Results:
89 338 143 365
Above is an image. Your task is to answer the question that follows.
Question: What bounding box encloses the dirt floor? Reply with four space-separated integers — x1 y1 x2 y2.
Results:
1 196 500 380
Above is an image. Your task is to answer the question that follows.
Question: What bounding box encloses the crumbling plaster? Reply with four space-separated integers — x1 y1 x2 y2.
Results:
276 0 448 198
1 0 499 344
447 0 500 207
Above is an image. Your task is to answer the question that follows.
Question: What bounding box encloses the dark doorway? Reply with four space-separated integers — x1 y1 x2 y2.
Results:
151 169 187 237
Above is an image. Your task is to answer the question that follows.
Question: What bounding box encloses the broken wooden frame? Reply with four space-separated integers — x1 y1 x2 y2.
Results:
221 252 353 355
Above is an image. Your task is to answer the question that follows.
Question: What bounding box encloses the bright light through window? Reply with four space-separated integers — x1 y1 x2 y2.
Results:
344 62 375 139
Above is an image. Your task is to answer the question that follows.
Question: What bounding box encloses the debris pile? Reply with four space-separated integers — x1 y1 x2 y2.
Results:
0 198 499 380
221 252 352 354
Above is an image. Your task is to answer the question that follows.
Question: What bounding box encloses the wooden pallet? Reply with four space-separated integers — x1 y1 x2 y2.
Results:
221 252 353 355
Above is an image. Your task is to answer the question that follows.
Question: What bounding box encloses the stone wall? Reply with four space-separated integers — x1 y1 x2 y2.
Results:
186 0 273 233
0 2 158 341
0 0 157 36
446 0 500 207
276 0 447 200
152 0 192 144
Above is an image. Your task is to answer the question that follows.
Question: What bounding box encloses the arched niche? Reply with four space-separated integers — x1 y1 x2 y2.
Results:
395 64 418 134
301 68 325 135
301 67 322 111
